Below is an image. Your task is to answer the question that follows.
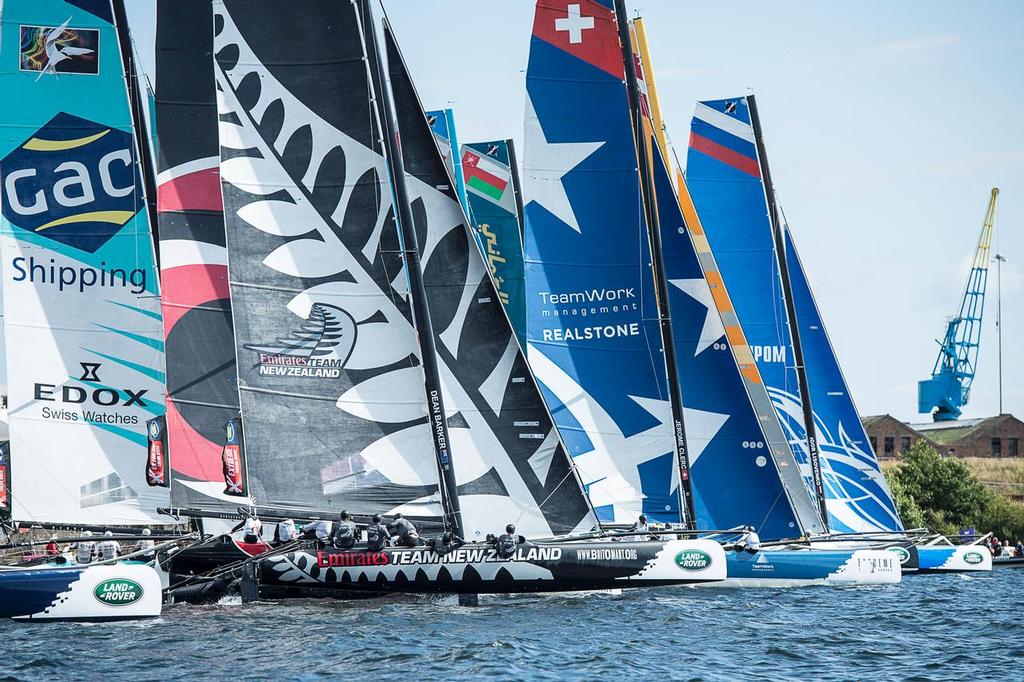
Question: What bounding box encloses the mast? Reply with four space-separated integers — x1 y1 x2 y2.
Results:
111 0 160 271
746 95 829 530
506 139 527 245
613 0 696 529
361 1 464 538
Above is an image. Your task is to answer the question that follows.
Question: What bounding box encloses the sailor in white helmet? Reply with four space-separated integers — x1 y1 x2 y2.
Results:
75 531 95 564
98 530 120 562
134 528 156 560
242 515 263 543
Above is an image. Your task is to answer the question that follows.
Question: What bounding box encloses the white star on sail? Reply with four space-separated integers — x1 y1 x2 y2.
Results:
523 95 604 233
630 396 729 491
669 278 725 355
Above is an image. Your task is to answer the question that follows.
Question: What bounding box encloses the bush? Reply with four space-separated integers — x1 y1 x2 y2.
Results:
886 440 1024 541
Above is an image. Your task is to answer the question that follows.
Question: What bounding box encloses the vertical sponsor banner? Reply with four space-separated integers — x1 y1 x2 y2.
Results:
145 415 168 488
0 441 11 514
221 417 246 497
0 0 167 524
460 140 527 347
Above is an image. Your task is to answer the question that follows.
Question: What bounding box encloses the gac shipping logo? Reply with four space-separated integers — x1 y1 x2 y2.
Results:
675 550 712 571
93 578 144 607
1 112 141 253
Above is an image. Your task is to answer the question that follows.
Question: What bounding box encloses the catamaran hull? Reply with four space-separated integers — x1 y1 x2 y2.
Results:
714 549 902 587
0 563 162 621
916 546 992 573
256 539 726 596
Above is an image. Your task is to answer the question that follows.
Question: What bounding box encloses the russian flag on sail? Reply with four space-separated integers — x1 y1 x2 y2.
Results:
689 99 760 179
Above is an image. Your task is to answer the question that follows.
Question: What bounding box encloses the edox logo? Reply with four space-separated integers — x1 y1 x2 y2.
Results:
79 362 101 382
1 112 142 253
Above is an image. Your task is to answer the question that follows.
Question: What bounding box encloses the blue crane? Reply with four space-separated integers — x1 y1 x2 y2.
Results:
918 188 999 421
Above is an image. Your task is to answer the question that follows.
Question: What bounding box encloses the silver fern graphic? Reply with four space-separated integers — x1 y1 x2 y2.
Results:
244 303 356 364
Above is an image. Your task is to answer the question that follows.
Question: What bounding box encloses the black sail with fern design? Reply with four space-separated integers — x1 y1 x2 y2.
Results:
383 25 595 538
214 0 437 516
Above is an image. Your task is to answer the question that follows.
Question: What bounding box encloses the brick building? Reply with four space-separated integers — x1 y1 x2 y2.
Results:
861 414 938 459
862 414 1024 459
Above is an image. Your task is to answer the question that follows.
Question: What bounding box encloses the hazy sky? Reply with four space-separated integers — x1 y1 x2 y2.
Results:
125 1 1023 424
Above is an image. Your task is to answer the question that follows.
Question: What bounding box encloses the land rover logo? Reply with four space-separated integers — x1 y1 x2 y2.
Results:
93 578 144 606
964 551 984 565
226 421 235 441
675 550 712 571
889 546 911 564
148 420 160 440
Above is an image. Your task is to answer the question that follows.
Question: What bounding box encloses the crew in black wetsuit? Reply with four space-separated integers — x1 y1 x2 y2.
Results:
330 511 357 549
388 514 423 547
366 514 390 551
495 524 519 558
429 530 465 556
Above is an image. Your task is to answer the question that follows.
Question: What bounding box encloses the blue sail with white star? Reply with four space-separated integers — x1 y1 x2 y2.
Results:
0 0 167 524
523 0 678 524
783 226 903 532
654 142 807 539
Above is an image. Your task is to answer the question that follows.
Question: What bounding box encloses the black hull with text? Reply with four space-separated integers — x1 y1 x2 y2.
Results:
256 539 726 595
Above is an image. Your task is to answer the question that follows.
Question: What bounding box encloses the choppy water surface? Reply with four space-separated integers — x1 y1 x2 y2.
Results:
2 569 1020 680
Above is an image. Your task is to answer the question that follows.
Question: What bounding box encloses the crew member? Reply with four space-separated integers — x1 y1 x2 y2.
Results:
98 530 120 562
495 524 519 559
366 514 390 551
45 535 60 556
330 511 357 549
75 531 95 564
301 518 332 548
388 513 422 547
744 526 761 554
276 518 298 545
632 515 657 540
242 515 263 544
429 530 465 556
134 528 156 560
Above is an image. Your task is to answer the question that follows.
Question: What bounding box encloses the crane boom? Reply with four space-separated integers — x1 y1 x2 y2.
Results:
918 188 999 421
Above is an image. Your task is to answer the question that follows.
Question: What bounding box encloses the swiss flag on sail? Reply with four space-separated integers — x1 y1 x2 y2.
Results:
532 0 624 79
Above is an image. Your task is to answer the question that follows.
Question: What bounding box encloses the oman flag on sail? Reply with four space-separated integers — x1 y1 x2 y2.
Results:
462 148 509 202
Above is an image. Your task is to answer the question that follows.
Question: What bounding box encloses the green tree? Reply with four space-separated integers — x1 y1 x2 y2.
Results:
883 469 926 530
888 441 990 533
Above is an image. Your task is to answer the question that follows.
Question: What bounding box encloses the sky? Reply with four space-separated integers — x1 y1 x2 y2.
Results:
124 0 1023 424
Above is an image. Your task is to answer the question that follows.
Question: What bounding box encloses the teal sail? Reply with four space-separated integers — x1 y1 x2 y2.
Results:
0 0 167 524
426 108 468 211
461 140 527 347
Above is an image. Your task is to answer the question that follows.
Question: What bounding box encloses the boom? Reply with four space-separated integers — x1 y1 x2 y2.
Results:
918 188 999 421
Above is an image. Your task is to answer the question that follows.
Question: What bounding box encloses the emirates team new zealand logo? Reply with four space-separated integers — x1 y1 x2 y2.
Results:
244 303 356 379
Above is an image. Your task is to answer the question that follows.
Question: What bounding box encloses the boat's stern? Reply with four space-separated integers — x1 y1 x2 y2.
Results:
918 545 992 573
828 549 903 585
627 538 727 584
3 563 162 621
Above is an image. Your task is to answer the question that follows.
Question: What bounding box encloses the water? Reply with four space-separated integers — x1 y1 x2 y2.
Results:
2 570 1020 680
